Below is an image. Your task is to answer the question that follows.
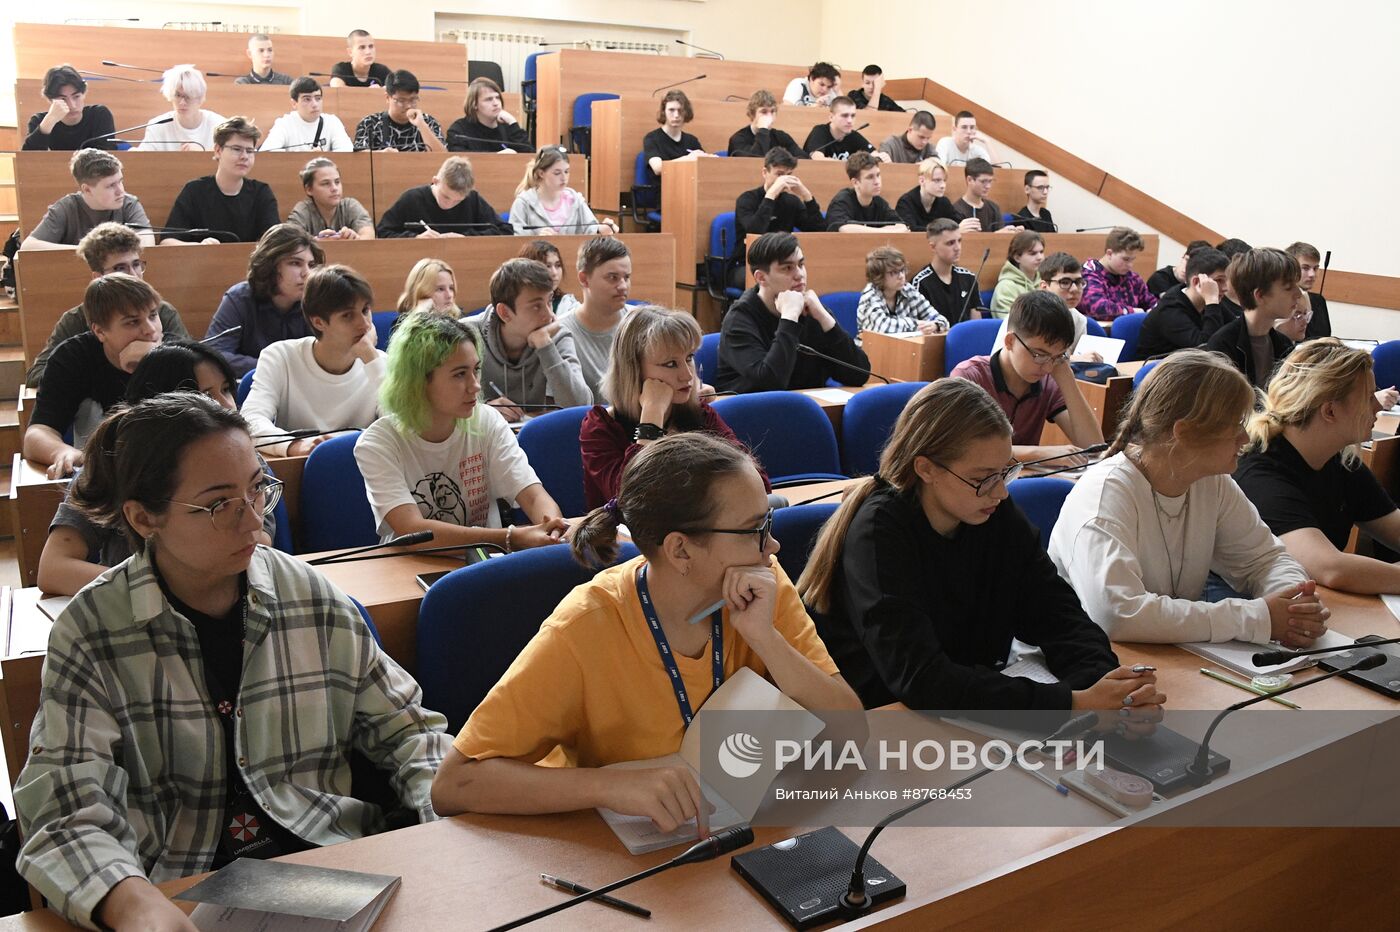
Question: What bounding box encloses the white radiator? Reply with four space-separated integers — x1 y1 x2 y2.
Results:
442 31 546 93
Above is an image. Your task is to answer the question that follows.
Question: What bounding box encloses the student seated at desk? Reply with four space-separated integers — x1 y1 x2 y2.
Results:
934 110 994 166
878 110 937 164
355 312 568 548
895 158 975 233
432 432 860 829
477 258 591 422
644 90 711 176
259 77 353 152
1049 350 1327 646
1204 247 1301 389
951 291 1104 464
1135 246 1231 359
856 246 948 336
137 64 225 152
508 147 615 236
784 61 841 107
25 275 165 479
804 97 883 161
205 224 325 376
726 90 806 160
1080 226 1157 322
520 239 582 316
797 379 1162 712
235 32 292 85
557 237 633 402
1287 241 1332 339
990 230 1046 318
447 77 533 154
581 306 770 508
1015 170 1057 234
1145 240 1210 299
330 28 391 87
24 64 115 152
242 265 386 458
848 64 904 112
377 155 511 238
735 148 824 240
1234 339 1400 595
825 152 907 232
17 393 448 931
37 340 277 596
951 158 1011 233
164 117 280 244
911 219 986 323
27 223 191 388
286 157 375 240
992 252 1098 362
395 257 464 320
352 69 445 153
714 231 870 393
21 148 152 250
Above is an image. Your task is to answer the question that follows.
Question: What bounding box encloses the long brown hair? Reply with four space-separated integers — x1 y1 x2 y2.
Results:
247 224 324 302
1108 349 1254 457
798 379 1011 613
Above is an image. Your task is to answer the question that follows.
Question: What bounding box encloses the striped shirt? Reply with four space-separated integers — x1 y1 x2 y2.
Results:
353 111 445 152
856 282 949 335
15 546 449 928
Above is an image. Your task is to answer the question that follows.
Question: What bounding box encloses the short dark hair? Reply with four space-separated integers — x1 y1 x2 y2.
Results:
1024 169 1047 187
1185 239 1212 256
1104 227 1144 253
490 258 554 310
385 69 420 96
302 264 373 329
747 89 776 118
43 64 86 99
908 111 936 131
926 218 959 237
1007 290 1075 347
1038 252 1081 283
348 29 371 42
808 62 840 82
1229 248 1300 310
830 95 856 112
954 110 975 124
77 222 143 272
763 147 798 171
846 151 880 179
125 340 237 405
1215 237 1252 259
290 76 321 100
747 231 799 273
83 273 161 329
1185 247 1230 280
214 116 261 148
862 64 883 76
1006 230 1044 263
577 236 631 274
656 89 694 124
1285 241 1322 264
963 157 994 179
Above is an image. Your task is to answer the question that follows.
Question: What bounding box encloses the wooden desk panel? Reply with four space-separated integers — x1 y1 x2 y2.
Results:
9 456 66 590
12 23 468 83
861 332 946 383
14 80 513 154
588 97 945 213
668 160 1028 285
15 235 674 366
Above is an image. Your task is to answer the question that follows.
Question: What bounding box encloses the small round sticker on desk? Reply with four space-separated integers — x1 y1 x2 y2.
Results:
1251 674 1292 692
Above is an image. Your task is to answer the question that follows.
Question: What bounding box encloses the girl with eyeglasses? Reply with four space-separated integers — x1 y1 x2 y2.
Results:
798 379 1156 712
433 432 859 832
1049 350 1328 645
16 392 448 930
508 147 617 237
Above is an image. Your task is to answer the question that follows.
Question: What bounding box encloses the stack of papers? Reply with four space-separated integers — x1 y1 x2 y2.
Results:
1179 629 1353 678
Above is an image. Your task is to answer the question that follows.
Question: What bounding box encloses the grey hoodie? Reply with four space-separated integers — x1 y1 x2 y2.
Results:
475 312 592 410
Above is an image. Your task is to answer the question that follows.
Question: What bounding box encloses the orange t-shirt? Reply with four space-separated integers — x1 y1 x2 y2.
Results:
452 554 840 768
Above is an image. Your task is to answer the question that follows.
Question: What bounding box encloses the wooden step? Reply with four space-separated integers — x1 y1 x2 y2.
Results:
0 348 21 401
0 304 20 349
0 399 19 467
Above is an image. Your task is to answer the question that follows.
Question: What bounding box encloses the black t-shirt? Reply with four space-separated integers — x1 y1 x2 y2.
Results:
847 89 904 112
911 263 983 322
166 176 280 243
726 125 805 160
376 184 511 238
643 128 703 167
1014 206 1056 234
734 186 824 238
1307 291 1332 339
824 188 899 231
1145 265 1179 298
446 117 533 153
31 332 130 435
330 61 391 88
950 197 1004 232
23 105 116 151
895 187 959 232
1234 436 1395 551
801 124 874 159
714 287 870 393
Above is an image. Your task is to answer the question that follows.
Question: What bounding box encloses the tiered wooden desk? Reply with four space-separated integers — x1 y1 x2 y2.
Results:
589 97 945 213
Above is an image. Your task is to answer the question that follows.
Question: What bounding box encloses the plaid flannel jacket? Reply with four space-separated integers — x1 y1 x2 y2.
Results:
856 282 949 335
15 545 449 928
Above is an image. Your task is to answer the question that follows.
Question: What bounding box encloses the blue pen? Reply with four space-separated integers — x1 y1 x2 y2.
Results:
1018 762 1069 796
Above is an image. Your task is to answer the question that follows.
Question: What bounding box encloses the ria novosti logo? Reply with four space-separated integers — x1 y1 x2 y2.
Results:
717 732 764 778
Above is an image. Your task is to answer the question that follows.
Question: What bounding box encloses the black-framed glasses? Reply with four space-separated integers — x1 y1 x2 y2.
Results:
934 445 1108 497
1012 332 1071 366
166 475 283 532
106 259 147 276
685 507 774 552
1050 276 1084 289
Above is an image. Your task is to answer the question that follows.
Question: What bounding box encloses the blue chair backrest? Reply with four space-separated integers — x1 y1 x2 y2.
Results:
696 332 721 384
271 494 293 554
1110 310 1147 362
944 318 1003 375
300 432 379 553
1008 477 1076 550
711 392 845 484
709 211 736 258
1003 212 1016 225
841 382 928 476
522 51 552 92
571 92 618 128
1083 317 1107 338
979 288 995 308
236 368 256 408
516 406 590 517
772 503 839 584
1374 341 1400 393
1133 359 1159 389
633 152 661 213
372 311 398 351
417 542 640 731
820 291 860 336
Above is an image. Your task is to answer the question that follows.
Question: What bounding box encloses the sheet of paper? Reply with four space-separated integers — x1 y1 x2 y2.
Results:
1001 652 1060 684
1179 629 1353 678
805 388 858 404
37 596 71 624
1074 334 1126 366
1382 594 1400 623
1341 339 1379 352
679 667 820 768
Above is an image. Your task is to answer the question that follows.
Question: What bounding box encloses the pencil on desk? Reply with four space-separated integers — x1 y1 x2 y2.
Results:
1198 668 1302 709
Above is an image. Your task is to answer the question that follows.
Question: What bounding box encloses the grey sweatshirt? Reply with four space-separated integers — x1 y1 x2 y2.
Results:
476 312 592 410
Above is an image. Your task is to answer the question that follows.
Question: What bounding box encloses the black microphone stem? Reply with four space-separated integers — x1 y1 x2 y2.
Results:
1318 249 1331 297
1254 635 1400 665
308 541 507 567
954 248 992 325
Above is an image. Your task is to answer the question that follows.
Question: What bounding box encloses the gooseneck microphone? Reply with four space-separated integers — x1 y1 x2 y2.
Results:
78 69 144 83
305 530 434 566
1074 224 1124 233
82 116 173 147
797 344 891 385
1186 654 1387 787
652 75 707 96
953 248 992 325
1251 635 1400 667
675 38 725 59
487 826 754 930
100 59 166 75
446 132 534 152
1318 249 1332 296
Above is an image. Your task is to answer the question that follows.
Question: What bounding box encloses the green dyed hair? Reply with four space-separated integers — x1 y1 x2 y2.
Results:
380 310 483 436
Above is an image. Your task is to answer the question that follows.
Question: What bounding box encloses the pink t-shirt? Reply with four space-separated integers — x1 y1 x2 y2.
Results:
950 352 1067 445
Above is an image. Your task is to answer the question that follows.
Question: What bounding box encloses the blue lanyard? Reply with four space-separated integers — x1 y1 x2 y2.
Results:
636 564 723 728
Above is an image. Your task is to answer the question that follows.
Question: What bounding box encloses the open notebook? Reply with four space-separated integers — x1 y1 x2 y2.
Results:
597 667 824 854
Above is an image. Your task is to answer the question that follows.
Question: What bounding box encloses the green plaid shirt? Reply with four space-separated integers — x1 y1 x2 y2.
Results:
15 546 449 929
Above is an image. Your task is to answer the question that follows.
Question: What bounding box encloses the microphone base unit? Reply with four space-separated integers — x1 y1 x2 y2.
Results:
1317 636 1400 699
731 826 905 930
1100 725 1230 793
